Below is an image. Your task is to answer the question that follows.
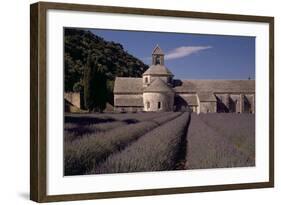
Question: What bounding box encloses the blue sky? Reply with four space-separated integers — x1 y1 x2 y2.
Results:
89 29 255 80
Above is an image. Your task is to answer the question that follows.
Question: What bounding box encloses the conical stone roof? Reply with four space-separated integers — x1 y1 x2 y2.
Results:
143 64 174 76
144 78 174 93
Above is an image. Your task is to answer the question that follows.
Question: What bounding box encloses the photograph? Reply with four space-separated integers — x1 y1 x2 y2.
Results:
63 28 256 176
29 2 274 202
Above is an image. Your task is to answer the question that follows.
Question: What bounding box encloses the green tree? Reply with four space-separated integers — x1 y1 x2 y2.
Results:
83 55 107 112
83 55 94 111
73 81 83 92
64 28 148 95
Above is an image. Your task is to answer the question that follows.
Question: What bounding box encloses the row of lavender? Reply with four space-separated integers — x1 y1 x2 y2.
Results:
64 112 169 142
64 112 255 176
185 113 255 169
64 112 188 175
91 112 190 174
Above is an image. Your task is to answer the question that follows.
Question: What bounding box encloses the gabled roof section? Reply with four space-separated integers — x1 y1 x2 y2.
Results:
114 77 143 94
144 78 174 93
197 92 216 102
152 45 164 55
185 95 198 105
176 95 198 106
143 64 174 76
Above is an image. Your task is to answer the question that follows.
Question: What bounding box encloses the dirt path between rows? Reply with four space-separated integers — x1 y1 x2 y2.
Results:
174 112 191 170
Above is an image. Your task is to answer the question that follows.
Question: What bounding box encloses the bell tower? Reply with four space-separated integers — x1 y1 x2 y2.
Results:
143 45 174 87
152 44 164 65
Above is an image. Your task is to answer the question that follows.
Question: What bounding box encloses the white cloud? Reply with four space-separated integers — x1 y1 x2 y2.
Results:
165 46 212 60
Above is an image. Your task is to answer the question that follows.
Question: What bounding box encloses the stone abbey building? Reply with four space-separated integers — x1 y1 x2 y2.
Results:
113 45 255 114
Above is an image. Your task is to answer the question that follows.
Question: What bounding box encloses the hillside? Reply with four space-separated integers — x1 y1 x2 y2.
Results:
64 28 149 102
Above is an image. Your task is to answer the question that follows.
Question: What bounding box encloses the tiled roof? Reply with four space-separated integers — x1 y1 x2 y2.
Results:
143 64 173 76
144 78 174 93
197 92 217 102
174 80 255 93
113 77 143 94
114 78 255 96
177 95 198 105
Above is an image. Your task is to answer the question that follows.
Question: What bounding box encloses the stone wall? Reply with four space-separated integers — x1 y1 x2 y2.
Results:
143 92 174 111
190 106 198 113
114 94 143 105
215 93 255 113
113 91 255 114
114 106 143 113
229 94 241 113
64 92 81 109
174 93 198 112
244 94 255 113
199 102 217 113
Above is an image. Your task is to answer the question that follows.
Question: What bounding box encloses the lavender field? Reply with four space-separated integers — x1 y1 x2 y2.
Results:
185 113 255 169
64 112 255 176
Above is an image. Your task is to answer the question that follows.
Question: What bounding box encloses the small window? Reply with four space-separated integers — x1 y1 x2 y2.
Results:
158 102 161 109
145 77 148 83
147 102 150 109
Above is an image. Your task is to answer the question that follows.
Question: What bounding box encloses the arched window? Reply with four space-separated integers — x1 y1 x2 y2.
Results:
146 102 150 110
145 77 148 83
158 102 161 109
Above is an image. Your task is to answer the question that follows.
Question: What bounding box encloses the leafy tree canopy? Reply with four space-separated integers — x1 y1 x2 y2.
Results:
83 55 107 112
64 28 149 99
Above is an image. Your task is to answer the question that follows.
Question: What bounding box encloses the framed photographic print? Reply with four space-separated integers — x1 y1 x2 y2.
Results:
30 1 274 202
